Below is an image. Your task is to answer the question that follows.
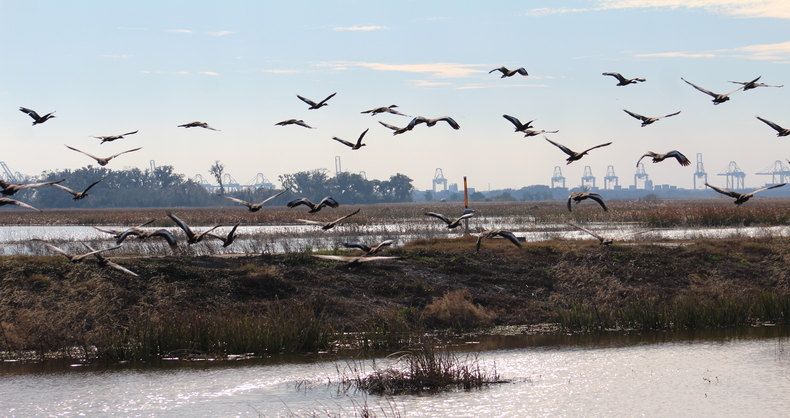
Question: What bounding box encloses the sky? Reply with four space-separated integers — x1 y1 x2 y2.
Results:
1 0 789 192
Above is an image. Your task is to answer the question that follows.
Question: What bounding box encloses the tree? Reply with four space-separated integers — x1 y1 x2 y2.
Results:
387 173 414 202
209 160 225 194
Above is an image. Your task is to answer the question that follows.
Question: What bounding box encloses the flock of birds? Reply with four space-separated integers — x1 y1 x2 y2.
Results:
9 68 790 271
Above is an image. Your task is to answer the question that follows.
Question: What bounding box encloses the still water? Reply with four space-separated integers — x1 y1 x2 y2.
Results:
2 327 788 417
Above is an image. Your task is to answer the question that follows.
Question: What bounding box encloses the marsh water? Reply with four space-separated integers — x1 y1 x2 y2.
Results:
2 327 789 417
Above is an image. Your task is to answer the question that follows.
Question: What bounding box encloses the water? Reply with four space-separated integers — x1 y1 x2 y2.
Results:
1 223 787 256
3 327 788 417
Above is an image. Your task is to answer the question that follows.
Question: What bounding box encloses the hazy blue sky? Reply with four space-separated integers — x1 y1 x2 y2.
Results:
1 0 788 192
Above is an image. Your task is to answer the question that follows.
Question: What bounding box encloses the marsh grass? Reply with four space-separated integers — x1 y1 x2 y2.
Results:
339 339 506 395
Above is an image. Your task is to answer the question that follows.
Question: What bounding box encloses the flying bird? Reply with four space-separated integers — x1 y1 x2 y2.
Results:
0 179 64 196
0 198 41 211
378 121 411 135
19 107 56 125
523 129 559 137
83 243 138 277
218 189 289 212
33 239 120 263
475 229 521 252
116 228 178 248
569 223 652 246
545 137 612 165
602 72 646 86
297 92 337 110
168 213 222 244
287 196 340 213
502 115 536 133
91 130 139 144
425 211 475 229
178 121 220 131
489 67 528 78
207 223 240 247
65 145 142 166
296 208 360 230
93 219 156 239
332 128 369 150
729 76 783 91
637 150 691 167
681 77 742 105
311 254 400 267
361 105 409 117
52 177 106 200
756 116 790 137
344 239 394 255
568 192 607 212
705 182 787 205
406 116 460 130
275 119 313 129
623 109 681 127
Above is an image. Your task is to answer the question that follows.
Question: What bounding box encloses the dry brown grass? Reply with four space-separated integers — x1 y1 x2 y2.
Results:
422 289 496 331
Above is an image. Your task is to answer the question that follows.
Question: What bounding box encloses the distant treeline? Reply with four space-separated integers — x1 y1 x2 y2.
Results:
15 166 414 209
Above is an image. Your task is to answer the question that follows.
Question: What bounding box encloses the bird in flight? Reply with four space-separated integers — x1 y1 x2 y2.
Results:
218 189 289 212
0 198 41 211
502 115 536 133
116 228 178 249
705 182 787 205
407 116 460 130
523 129 559 137
489 67 528 78
567 192 607 212
0 178 64 196
33 239 120 263
729 76 783 91
545 137 612 165
332 128 369 150
66 145 142 166
207 223 240 248
602 72 645 86
83 243 138 276
287 196 340 213
297 208 360 230
52 177 107 200
361 105 409 117
168 213 222 245
19 107 56 125
93 219 157 239
623 109 681 127
425 211 475 229
344 240 394 256
178 121 220 131
297 92 337 110
311 254 400 267
756 116 790 137
475 229 521 252
637 150 691 167
275 119 313 129
378 121 411 135
681 78 742 105
569 223 652 246
91 130 139 144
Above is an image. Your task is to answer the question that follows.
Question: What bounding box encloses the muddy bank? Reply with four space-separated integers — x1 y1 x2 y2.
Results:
1 236 789 359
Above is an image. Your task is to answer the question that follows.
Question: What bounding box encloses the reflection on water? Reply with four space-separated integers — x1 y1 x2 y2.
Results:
1 221 787 256
2 327 788 417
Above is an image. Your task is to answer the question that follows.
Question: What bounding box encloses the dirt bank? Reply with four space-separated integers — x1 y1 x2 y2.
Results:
1 236 789 359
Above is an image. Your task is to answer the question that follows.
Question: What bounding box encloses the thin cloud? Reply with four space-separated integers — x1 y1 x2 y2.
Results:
635 40 790 61
333 25 388 31
409 80 452 87
198 71 219 76
263 69 306 74
167 29 193 34
317 61 489 78
139 70 190 75
456 84 548 90
206 30 234 36
525 1 790 19
101 55 132 59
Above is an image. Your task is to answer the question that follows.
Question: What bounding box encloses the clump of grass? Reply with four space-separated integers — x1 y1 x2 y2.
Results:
422 289 495 331
341 340 507 395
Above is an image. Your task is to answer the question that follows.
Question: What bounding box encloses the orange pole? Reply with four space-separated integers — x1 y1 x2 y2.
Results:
463 176 469 208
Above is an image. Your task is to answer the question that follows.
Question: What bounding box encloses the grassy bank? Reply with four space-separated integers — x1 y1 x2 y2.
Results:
1 234 789 361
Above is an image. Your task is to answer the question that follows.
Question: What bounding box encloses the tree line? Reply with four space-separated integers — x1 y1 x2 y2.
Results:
13 165 414 209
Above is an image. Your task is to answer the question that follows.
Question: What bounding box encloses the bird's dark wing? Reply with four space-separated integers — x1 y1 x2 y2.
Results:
545 137 574 157
438 117 460 130
219 194 252 208
603 72 626 83
332 137 355 148
318 196 340 208
749 183 787 196
569 222 604 241
514 68 528 76
502 114 524 129
19 107 41 119
756 116 785 133
665 150 691 166
345 242 372 252
581 142 613 154
109 147 142 159
681 78 717 97
167 213 194 240
489 67 506 74
297 95 318 107
332 208 360 224
2 198 41 211
586 194 608 211
497 230 522 247
317 92 337 106
257 189 289 206
82 177 107 193
66 145 101 161
425 212 451 225
623 109 647 121
287 198 313 208
150 229 178 247
660 111 681 119
356 128 369 146
406 116 428 130
51 183 79 196
705 183 739 198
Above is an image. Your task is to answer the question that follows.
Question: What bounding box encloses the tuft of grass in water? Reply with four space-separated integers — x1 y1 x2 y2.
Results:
422 289 496 332
339 339 507 395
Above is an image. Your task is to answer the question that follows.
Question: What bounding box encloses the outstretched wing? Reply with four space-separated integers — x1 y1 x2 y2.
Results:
287 198 313 208
603 72 626 83
33 240 72 257
660 111 681 119
65 145 101 161
19 107 41 119
569 222 605 241
749 183 787 196
406 116 429 130
167 213 194 240
580 142 612 155
438 116 460 130
705 183 739 198
318 196 340 208
586 194 608 211
82 177 107 194
425 212 451 225
1 198 41 211
545 137 575 157
355 128 369 146
496 230 522 247
344 242 372 253
296 95 318 107
623 109 647 122
257 189 289 206
109 147 142 159
502 114 524 130
665 150 691 166
331 208 360 224
756 116 785 133
681 78 716 97
317 92 337 106
332 137 355 148
219 194 252 208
